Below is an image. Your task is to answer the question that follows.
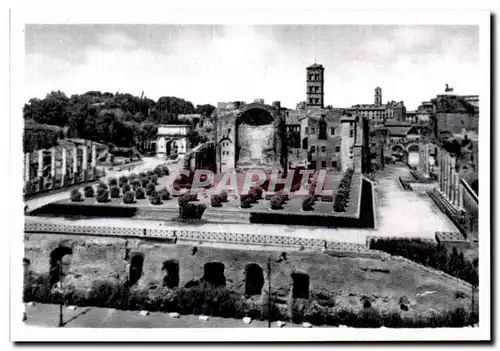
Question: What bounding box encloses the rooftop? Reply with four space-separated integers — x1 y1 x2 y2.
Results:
307 63 324 69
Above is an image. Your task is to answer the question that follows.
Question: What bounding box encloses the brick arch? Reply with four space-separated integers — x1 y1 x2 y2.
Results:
238 102 277 118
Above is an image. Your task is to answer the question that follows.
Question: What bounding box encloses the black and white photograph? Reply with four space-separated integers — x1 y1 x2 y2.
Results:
8 7 491 342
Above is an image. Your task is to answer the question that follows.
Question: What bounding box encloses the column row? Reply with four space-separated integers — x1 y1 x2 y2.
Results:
24 144 98 190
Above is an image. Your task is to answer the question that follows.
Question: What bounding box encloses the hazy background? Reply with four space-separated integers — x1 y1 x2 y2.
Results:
25 25 479 110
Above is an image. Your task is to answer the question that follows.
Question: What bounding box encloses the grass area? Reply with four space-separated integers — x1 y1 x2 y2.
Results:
25 233 476 319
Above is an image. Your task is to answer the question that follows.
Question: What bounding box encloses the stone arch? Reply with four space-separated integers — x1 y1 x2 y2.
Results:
244 263 264 296
202 262 226 287
235 104 282 169
291 272 310 299
49 245 73 286
162 259 180 288
127 252 144 287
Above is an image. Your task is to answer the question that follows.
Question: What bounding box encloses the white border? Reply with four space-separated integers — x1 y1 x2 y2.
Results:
9 7 491 342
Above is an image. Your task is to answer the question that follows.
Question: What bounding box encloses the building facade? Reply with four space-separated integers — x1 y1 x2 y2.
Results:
349 87 406 127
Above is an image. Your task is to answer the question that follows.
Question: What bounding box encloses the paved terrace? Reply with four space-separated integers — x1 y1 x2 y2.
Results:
25 165 458 245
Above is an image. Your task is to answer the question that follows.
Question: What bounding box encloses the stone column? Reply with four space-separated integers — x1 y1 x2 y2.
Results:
50 148 56 178
72 146 77 173
37 150 44 178
439 152 443 191
82 145 88 181
50 148 56 189
24 153 31 183
458 181 464 210
454 171 460 207
450 157 457 204
91 144 97 180
82 145 88 170
443 154 447 198
91 143 97 168
61 148 67 184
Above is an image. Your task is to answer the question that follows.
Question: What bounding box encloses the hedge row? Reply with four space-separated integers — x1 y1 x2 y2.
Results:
369 238 479 285
23 276 478 328
333 168 354 212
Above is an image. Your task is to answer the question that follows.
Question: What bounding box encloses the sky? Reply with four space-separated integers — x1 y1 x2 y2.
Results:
25 24 479 110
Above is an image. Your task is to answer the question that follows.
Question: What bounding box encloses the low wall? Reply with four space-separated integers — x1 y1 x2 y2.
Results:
24 222 367 253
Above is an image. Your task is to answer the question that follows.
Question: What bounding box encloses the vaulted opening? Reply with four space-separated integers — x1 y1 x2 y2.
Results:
127 252 144 287
49 245 73 286
244 263 264 296
291 272 310 299
162 259 180 288
202 262 226 287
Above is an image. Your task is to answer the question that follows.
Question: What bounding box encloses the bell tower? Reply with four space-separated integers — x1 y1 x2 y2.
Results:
306 63 324 108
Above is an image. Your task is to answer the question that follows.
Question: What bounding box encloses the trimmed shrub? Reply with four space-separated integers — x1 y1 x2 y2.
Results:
135 187 146 200
249 186 263 201
118 175 128 187
302 195 316 211
123 184 132 193
108 177 118 187
240 194 253 208
131 179 141 190
83 185 95 198
96 189 109 203
151 175 159 185
70 189 83 202
211 194 223 207
145 182 156 195
219 191 228 202
150 191 162 205
180 203 206 220
140 177 150 188
159 188 170 200
139 172 146 178
146 170 154 177
110 186 121 198
270 194 285 210
178 193 198 207
97 182 108 191
123 190 135 204
153 166 163 176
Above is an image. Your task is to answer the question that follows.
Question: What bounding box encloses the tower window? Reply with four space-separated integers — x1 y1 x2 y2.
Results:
335 146 340 152
349 130 354 138
321 146 326 153
310 146 316 153
331 160 337 168
309 74 313 81
311 128 316 134
315 98 319 104
330 127 335 135
309 98 313 104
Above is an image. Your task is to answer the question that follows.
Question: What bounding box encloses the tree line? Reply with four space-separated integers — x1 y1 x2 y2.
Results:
23 90 215 153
